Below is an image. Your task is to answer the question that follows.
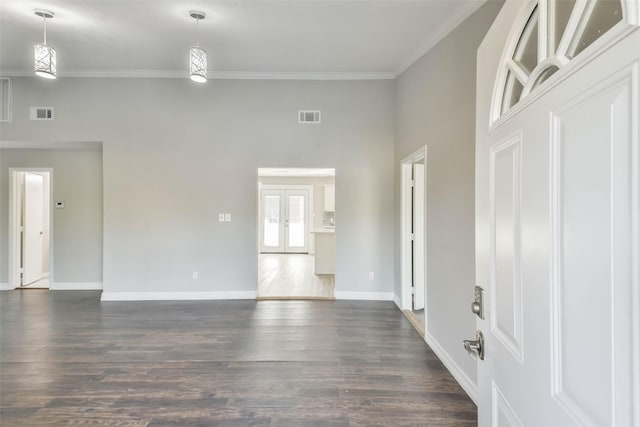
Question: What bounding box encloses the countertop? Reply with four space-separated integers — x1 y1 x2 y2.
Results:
312 228 335 234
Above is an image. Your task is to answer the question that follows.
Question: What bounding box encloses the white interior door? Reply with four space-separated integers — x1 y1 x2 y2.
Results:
412 163 425 311
260 188 309 253
23 173 45 286
475 2 639 426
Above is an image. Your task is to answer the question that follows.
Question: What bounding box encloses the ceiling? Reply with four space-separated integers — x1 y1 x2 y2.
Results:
0 0 486 79
258 168 335 177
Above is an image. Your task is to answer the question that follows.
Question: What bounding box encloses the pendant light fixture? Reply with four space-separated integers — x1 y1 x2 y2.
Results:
34 9 56 79
189 11 207 83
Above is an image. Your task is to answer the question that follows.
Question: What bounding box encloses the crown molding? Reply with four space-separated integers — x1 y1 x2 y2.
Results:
0 141 102 150
393 0 488 77
0 69 395 80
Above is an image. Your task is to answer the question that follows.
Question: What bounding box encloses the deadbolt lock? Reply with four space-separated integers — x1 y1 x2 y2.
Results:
471 285 484 319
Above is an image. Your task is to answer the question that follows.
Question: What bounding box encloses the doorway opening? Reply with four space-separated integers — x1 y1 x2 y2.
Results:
9 169 53 289
257 168 335 299
401 147 427 336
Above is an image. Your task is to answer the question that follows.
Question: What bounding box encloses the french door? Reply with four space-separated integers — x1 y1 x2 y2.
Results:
260 188 309 253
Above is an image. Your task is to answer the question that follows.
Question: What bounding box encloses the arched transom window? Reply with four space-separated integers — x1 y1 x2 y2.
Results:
494 0 630 122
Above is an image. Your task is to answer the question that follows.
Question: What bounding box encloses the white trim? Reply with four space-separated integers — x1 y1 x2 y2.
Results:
425 330 479 404
0 141 102 150
0 69 395 81
394 0 488 77
334 291 394 301
0 283 13 291
393 293 402 310
50 282 103 290
623 0 640 26
100 291 257 301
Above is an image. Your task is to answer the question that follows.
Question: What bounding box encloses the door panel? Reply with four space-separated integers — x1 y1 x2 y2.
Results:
490 135 523 361
285 192 308 252
23 173 45 286
550 76 634 426
412 163 425 311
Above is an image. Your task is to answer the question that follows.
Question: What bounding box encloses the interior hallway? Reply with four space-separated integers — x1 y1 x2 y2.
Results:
0 290 476 426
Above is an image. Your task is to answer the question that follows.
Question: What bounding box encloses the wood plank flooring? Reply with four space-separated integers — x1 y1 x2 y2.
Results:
0 290 476 426
258 254 334 298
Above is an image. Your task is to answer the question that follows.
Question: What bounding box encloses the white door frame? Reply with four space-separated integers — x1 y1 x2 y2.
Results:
400 146 427 312
8 168 54 289
258 184 314 253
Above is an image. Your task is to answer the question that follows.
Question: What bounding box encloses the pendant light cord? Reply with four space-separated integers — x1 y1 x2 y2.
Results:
195 17 200 47
43 15 47 44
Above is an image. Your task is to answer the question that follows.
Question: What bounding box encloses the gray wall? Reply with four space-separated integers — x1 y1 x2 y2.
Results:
0 148 103 284
394 0 504 386
0 78 394 295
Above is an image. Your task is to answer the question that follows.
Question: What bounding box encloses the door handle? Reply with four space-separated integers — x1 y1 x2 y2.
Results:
463 331 485 360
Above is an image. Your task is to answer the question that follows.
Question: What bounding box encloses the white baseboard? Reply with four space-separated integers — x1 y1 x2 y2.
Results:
425 330 478 404
0 283 13 291
51 282 103 290
334 291 394 301
100 291 257 302
393 294 402 310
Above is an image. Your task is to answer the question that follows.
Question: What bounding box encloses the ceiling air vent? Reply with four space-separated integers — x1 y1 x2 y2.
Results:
298 110 321 124
30 107 54 120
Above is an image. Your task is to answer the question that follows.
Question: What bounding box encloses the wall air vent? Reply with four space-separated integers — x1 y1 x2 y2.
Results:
298 110 321 124
0 77 11 122
30 107 54 120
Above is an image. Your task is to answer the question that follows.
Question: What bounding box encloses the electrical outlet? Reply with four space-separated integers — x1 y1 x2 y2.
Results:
219 213 225 222
225 213 231 222
369 272 374 280
192 272 198 280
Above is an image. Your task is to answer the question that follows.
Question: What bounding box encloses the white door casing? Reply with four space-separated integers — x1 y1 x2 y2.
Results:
413 163 426 311
475 1 639 426
23 173 45 285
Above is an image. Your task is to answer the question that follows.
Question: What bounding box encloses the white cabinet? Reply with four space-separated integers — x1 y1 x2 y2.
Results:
312 230 335 274
323 184 335 212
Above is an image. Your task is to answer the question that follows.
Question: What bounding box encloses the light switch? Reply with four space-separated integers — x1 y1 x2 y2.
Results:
225 213 231 222
218 213 225 222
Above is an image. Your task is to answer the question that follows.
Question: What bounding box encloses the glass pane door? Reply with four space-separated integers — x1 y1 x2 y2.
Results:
287 194 306 249
261 191 284 252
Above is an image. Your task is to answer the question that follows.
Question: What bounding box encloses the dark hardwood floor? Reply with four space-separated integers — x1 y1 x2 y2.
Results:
0 290 476 426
